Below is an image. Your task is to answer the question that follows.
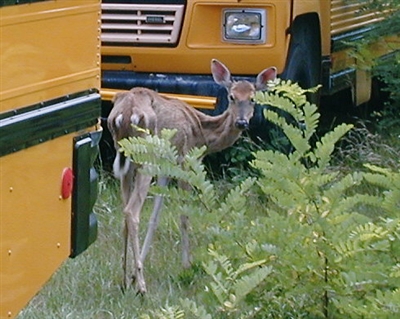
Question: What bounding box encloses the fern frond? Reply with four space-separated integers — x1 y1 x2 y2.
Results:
233 266 273 302
159 306 185 319
349 222 389 241
119 129 179 171
390 264 400 278
141 305 185 319
234 259 268 278
218 177 256 215
314 123 353 169
363 165 400 216
207 249 235 279
339 194 383 214
252 149 289 171
263 109 310 157
119 129 216 212
203 249 235 303
180 299 212 319
302 102 320 141
334 240 366 262
335 221 391 262
383 189 400 216
202 260 229 304
363 172 393 189
368 288 400 315
256 90 303 121
322 172 363 211
364 164 393 176
259 78 321 107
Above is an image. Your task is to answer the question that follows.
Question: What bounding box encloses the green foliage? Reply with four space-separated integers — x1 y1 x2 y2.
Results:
202 247 273 317
140 306 185 319
345 0 400 129
249 81 400 318
204 134 262 183
333 124 400 172
372 56 400 130
363 164 400 217
204 79 322 182
140 298 214 319
119 128 216 212
263 78 322 108
117 79 399 319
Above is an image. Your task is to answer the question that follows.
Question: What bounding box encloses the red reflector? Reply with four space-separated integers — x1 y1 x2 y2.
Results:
61 168 74 199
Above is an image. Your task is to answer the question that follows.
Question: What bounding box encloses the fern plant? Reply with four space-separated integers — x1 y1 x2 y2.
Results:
247 80 400 318
118 128 216 212
118 79 400 319
202 247 273 317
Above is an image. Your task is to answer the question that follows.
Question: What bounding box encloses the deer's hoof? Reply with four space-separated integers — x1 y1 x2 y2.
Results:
121 275 136 294
136 287 147 296
135 282 147 296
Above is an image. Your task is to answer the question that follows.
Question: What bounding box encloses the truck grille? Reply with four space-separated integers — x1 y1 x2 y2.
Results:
101 3 184 45
331 0 386 35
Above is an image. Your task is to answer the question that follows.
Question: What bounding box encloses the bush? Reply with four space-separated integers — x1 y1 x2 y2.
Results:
346 0 400 130
119 80 400 319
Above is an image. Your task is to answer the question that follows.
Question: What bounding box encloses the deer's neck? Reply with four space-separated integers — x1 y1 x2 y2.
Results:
196 110 242 154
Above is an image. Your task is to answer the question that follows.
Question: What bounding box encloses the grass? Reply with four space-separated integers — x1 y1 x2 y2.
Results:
18 125 400 319
19 176 210 319
333 122 400 172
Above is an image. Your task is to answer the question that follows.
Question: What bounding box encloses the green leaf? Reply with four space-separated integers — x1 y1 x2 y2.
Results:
234 266 273 302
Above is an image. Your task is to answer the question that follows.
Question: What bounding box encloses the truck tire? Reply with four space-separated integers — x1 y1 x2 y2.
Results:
248 14 322 152
281 14 322 105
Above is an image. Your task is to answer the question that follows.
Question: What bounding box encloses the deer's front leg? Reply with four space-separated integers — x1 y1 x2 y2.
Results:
124 173 152 294
122 220 130 290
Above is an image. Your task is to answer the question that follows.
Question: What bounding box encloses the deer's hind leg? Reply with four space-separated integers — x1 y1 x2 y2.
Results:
116 152 150 294
113 151 135 290
140 176 169 263
123 170 152 294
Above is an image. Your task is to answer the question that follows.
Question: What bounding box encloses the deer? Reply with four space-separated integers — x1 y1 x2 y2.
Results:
107 59 277 294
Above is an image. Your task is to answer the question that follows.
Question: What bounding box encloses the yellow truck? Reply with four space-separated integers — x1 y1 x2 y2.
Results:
99 0 399 160
0 1 101 318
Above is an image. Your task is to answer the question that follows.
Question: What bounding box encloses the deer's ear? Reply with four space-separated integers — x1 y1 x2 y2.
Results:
255 67 277 90
211 59 232 88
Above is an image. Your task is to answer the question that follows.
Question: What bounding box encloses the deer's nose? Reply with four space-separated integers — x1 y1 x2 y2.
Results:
235 119 249 130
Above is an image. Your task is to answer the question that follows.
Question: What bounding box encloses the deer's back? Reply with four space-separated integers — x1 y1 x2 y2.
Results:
108 87 207 154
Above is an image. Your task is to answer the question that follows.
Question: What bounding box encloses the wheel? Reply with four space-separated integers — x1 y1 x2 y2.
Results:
249 14 322 152
281 14 322 105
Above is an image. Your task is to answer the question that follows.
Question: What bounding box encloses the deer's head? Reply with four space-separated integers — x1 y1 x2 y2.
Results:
211 59 277 130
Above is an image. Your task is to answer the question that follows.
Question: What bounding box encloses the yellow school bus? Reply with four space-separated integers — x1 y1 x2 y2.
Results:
99 0 399 158
0 1 101 318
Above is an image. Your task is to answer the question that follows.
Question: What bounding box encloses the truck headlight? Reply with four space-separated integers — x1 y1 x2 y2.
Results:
223 9 266 44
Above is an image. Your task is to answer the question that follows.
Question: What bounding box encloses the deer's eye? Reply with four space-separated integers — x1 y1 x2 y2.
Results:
229 94 235 102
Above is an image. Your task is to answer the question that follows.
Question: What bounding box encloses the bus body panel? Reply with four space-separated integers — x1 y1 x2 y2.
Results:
100 0 399 104
0 134 74 319
0 1 101 317
98 0 399 165
101 0 292 75
0 1 101 112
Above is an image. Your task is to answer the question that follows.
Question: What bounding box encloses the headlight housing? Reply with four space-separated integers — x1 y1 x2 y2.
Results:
223 9 266 44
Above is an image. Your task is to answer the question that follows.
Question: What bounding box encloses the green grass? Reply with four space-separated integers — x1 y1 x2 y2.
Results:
18 126 400 319
19 176 209 319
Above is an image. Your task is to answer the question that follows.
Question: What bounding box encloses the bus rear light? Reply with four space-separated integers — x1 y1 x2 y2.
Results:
61 167 74 199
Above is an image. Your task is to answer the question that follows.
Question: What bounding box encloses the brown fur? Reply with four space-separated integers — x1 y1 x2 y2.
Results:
107 59 277 294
